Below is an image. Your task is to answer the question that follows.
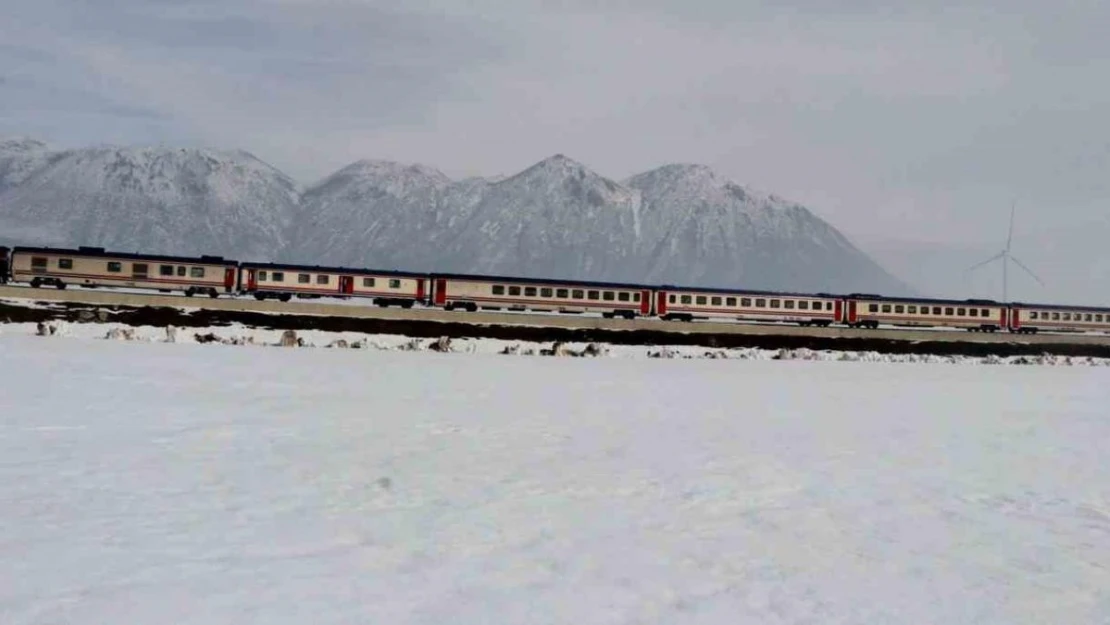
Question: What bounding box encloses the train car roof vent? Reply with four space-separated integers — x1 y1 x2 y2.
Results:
200 255 225 261
965 298 998 304
78 246 106 253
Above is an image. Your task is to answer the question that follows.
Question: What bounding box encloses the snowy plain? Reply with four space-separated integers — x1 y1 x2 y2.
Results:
2 328 1109 624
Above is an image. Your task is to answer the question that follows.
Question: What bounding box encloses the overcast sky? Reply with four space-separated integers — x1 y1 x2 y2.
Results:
3 0 1109 302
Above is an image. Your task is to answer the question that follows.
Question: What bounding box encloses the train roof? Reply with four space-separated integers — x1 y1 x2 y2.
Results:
1010 300 1110 313
430 272 655 290
658 284 848 299
10 245 238 265
240 260 427 278
845 293 1004 307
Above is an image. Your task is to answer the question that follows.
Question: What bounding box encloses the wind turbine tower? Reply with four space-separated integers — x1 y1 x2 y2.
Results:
967 204 1045 303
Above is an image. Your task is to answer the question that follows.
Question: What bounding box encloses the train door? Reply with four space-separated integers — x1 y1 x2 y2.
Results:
640 290 651 315
834 300 843 323
245 268 257 291
656 291 668 316
1006 307 1017 331
847 301 858 324
434 278 447 306
339 275 354 295
416 278 426 303
224 267 237 292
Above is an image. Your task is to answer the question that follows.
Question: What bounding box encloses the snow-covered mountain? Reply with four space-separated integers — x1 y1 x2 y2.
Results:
0 141 298 260
287 155 912 294
0 136 911 294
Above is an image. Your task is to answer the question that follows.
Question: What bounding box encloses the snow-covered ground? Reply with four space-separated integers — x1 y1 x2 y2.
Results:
2 331 1109 623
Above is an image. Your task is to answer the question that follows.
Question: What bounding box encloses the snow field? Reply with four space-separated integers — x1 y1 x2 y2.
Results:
1 333 1109 623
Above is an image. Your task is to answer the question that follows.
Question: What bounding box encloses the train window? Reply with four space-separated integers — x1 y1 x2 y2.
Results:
602 291 614 301
755 299 766 307
363 277 375 287
668 294 676 304
511 286 522 296
572 290 584 299
869 304 878 312
133 263 149 278
540 288 553 298
932 307 941 315
159 264 173 276
1052 312 1060 320
956 308 965 316
272 272 284 281
492 285 505 295
31 257 47 272
711 296 722 306
798 301 809 310
1086 313 1093 321
107 261 122 273
894 305 904 314
741 298 751 307
1098 314 1105 323
781 300 792 309
258 270 268 281
1030 311 1038 320
770 299 781 308
907 305 917 314
618 292 630 302
969 309 978 317
317 275 329 285
980 309 989 317
943 307 953 315
881 304 891 313
177 266 186 276
634 293 641 302
587 290 598 300
389 279 401 288
1063 313 1071 321
681 295 692 304
696 296 707 305
190 267 205 278
726 297 737 307
58 258 73 270
525 287 537 297
556 289 569 298
298 273 310 283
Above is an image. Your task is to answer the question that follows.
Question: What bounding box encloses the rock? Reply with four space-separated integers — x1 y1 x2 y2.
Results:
329 339 349 349
35 321 58 336
105 327 135 341
194 332 222 344
279 329 299 347
428 336 453 352
164 325 177 343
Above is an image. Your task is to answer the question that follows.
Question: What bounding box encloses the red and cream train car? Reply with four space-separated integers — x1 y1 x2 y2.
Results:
8 245 238 297
655 286 842 326
1007 302 1110 334
428 273 652 318
239 262 426 306
843 295 1007 332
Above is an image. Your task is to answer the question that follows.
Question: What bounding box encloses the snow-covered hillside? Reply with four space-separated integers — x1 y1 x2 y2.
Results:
0 136 911 294
289 155 911 293
2 333 1107 622
0 141 299 261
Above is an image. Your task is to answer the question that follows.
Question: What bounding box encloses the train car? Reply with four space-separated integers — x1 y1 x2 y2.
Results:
1007 302 1110 335
843 294 1006 332
428 273 653 318
655 286 843 326
9 245 238 297
0 246 9 284
239 262 427 306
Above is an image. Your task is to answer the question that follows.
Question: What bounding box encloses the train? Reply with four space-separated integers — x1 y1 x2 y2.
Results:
2 243 1109 336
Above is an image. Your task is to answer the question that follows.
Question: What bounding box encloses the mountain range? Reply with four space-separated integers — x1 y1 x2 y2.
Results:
0 137 913 295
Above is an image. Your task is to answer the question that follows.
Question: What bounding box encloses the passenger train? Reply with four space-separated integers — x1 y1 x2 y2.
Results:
2 243 1107 336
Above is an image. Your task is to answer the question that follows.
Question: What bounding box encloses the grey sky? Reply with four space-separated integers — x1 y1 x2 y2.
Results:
3 0 1109 303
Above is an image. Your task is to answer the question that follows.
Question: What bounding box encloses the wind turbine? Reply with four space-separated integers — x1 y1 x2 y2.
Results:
967 203 1045 303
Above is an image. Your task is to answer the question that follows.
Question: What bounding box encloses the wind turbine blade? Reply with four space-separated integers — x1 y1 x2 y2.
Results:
1007 202 1016 250
966 251 1005 272
1010 255 1046 286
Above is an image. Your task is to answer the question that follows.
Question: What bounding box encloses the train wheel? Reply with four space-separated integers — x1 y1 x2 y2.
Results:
30 279 41 288
55 281 66 290
185 289 195 297
279 293 292 302
208 290 219 299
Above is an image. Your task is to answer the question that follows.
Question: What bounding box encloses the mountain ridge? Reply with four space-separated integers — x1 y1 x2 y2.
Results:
0 136 914 295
